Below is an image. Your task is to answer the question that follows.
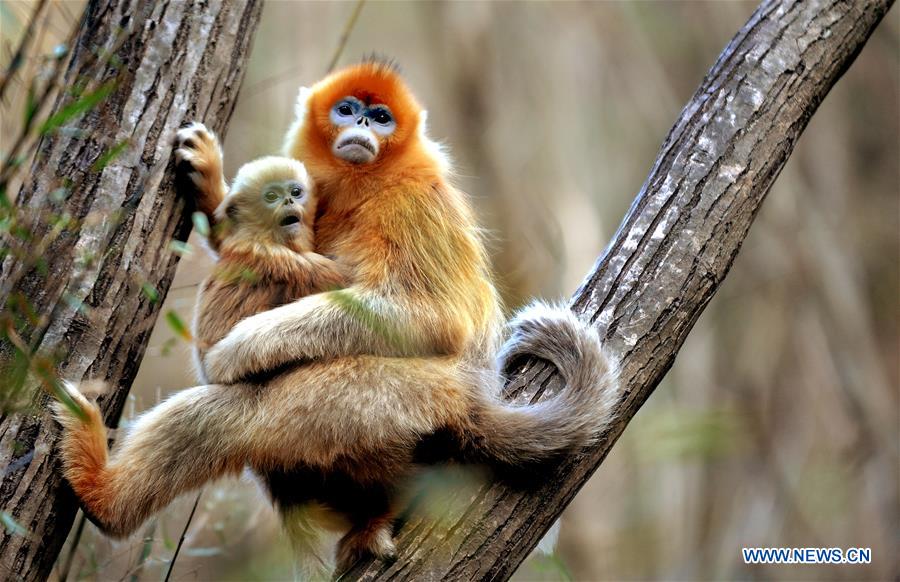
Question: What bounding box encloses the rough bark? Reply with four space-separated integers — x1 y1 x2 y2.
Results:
345 1 894 580
0 1 263 580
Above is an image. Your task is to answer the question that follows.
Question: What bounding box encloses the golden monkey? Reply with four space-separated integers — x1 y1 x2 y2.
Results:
54 61 619 573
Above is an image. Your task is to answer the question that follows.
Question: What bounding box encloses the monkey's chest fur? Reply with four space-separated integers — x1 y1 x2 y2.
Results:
194 264 316 364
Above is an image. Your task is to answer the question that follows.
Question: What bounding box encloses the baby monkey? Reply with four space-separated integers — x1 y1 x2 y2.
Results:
174 128 349 374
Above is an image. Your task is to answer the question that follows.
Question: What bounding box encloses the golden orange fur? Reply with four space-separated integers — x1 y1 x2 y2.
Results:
54 62 619 574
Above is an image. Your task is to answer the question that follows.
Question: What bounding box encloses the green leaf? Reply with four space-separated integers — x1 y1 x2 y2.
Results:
527 552 575 582
62 292 91 315
0 347 31 413
91 139 130 171
168 240 193 257
40 81 116 135
24 79 38 127
40 368 88 423
183 547 223 557
191 212 210 237
140 282 159 303
165 310 193 342
160 337 178 357
49 187 70 202
0 512 29 537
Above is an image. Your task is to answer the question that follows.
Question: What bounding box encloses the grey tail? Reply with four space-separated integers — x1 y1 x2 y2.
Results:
462 301 620 466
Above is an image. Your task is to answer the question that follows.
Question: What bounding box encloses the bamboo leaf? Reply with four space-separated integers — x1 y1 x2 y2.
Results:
168 240 193 257
24 79 38 127
165 311 193 342
40 81 116 135
191 212 210 237
91 139 130 171
0 512 29 537
140 282 159 303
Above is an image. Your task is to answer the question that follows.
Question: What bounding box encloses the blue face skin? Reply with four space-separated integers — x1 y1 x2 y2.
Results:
330 97 396 135
329 97 396 164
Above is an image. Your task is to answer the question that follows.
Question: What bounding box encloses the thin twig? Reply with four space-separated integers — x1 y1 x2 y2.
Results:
326 0 366 74
163 490 203 582
242 0 367 99
57 511 86 582
0 0 49 103
125 519 157 582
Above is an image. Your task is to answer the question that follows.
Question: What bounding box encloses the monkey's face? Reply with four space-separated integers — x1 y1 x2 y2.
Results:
295 62 426 171
217 157 316 251
259 180 309 235
329 97 395 164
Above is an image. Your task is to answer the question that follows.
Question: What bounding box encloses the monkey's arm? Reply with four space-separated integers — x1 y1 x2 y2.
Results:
202 286 438 384
300 251 352 292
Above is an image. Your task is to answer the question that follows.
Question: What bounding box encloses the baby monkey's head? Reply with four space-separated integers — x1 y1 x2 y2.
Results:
215 156 315 252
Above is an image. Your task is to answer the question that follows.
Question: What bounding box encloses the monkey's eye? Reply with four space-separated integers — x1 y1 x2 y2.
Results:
264 191 279 203
331 98 362 125
369 108 392 125
290 186 303 198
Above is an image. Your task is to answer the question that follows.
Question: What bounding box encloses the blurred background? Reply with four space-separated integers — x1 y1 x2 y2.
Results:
2 1 897 580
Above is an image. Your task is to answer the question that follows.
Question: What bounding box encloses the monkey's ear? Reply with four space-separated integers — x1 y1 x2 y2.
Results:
224 202 239 221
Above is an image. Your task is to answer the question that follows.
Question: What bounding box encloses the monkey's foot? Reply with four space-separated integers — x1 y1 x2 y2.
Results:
335 521 397 574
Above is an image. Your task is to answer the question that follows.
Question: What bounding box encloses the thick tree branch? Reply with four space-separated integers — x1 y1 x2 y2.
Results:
346 0 894 579
0 1 262 579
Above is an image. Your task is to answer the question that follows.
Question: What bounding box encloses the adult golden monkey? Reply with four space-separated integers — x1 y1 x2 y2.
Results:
54 60 619 572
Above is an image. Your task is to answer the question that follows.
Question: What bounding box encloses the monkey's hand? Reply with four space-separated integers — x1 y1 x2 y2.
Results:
202 288 430 384
300 252 353 291
175 122 228 221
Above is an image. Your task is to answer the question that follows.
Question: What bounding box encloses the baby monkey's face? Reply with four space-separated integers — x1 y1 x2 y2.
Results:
218 157 316 251
261 179 309 236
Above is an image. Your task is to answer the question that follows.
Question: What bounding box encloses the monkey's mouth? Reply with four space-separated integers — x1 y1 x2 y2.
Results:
279 215 302 232
334 134 378 164
339 136 376 154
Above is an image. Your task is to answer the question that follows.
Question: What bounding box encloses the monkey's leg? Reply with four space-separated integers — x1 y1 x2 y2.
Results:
330 480 397 574
53 381 250 537
175 121 228 221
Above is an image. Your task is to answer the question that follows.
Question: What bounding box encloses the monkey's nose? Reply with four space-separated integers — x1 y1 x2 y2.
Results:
356 117 369 127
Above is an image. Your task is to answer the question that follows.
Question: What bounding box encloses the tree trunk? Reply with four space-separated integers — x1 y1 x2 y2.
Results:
0 1 263 580
344 0 894 579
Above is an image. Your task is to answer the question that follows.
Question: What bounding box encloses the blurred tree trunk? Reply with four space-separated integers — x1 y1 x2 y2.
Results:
345 0 894 579
0 1 262 579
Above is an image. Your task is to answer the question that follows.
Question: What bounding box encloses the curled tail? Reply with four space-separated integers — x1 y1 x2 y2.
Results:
463 301 619 466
